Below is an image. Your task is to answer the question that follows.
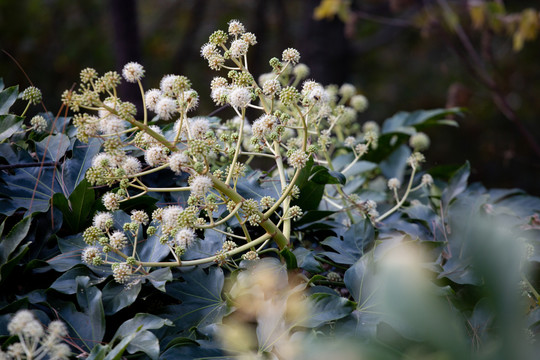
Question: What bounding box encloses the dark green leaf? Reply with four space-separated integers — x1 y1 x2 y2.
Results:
309 166 346 185
53 179 95 233
35 133 70 163
163 267 227 333
0 85 18 115
441 161 470 207
280 248 298 269
102 280 142 315
300 292 355 328
293 247 322 273
63 138 101 194
50 266 105 294
0 114 23 141
0 216 31 265
321 219 374 265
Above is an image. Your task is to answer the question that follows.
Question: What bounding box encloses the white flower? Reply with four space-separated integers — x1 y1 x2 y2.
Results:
82 246 102 265
228 87 251 108
141 125 164 147
131 210 149 225
169 152 190 174
113 263 131 283
162 206 183 233
355 143 368 157
47 321 68 338
175 228 196 249
201 43 218 59
190 175 213 198
92 153 114 168
145 89 162 112
103 192 122 211
288 150 309 169
339 83 356 98
230 39 249 58
122 62 145 82
183 90 199 111
109 231 128 250
282 48 300 64
99 115 126 135
93 212 113 230
211 86 229 106
155 97 177 120
262 79 281 96
8 310 34 335
387 178 401 190
121 156 142 175
49 343 71 360
228 19 245 35
421 174 434 186
350 94 368 112
252 114 277 138
23 319 44 340
145 146 169 167
160 74 179 97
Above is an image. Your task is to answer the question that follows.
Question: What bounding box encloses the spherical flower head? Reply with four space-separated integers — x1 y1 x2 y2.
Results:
162 205 183 231
262 79 281 96
30 115 48 132
201 43 218 59
387 178 401 190
222 240 237 252
409 132 430 151
21 86 42 104
99 115 126 135
190 175 213 198
122 62 145 83
93 212 114 230
141 124 164 147
145 145 169 167
288 149 309 169
22 319 44 340
155 97 177 120
175 228 196 249
252 114 277 138
49 343 71 360
339 83 356 99
211 86 230 106
355 143 369 157
288 205 303 221
101 71 122 90
228 87 252 108
305 84 328 103
188 117 210 139
282 48 300 64
113 263 132 284
47 320 68 338
160 74 179 97
103 192 122 211
242 250 259 261
350 94 368 112
131 210 149 225
211 77 228 90
407 152 425 168
421 174 434 186
82 246 102 265
230 39 249 58
92 153 113 169
109 231 128 250
241 32 257 45
80 67 98 83
122 156 142 175
145 89 162 112
168 152 189 175
183 90 199 111
344 136 356 148
228 19 245 36
293 63 310 79
8 310 35 335
279 86 300 106
362 121 380 134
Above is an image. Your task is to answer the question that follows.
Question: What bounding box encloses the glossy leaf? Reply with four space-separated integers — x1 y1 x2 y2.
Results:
321 219 374 265
0 114 23 141
0 85 18 114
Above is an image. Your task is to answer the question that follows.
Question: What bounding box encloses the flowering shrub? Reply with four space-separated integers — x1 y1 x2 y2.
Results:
1 19 539 359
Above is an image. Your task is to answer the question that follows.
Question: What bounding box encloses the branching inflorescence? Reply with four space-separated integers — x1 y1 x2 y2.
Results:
63 20 433 284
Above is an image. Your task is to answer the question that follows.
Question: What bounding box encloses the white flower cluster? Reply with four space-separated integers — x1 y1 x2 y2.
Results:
1 310 70 360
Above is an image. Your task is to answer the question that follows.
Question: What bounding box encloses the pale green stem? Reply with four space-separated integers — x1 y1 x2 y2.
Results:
129 184 191 192
137 79 148 125
195 202 242 229
376 166 417 222
225 107 245 185
21 100 32 117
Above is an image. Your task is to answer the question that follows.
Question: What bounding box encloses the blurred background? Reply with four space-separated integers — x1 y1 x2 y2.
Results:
1 0 539 194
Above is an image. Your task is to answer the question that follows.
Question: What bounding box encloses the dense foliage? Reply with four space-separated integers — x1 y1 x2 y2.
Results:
1 19 540 360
